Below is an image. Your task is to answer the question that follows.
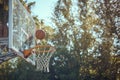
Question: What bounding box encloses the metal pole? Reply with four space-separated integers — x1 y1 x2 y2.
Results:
8 0 13 49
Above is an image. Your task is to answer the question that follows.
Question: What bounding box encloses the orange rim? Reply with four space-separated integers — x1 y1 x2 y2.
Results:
23 45 55 58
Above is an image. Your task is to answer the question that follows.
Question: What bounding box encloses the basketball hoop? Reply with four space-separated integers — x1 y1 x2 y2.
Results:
23 45 56 72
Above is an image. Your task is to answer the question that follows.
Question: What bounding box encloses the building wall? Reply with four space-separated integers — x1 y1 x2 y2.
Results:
0 0 8 38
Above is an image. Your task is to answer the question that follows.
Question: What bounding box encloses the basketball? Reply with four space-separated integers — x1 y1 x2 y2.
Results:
35 30 45 40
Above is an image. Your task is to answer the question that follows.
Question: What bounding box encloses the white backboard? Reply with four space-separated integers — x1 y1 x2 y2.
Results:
9 0 36 65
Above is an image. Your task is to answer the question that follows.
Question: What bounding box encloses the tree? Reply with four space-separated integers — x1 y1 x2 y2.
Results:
0 59 17 80
92 0 120 79
0 0 8 23
50 48 79 80
20 0 35 13
51 0 120 80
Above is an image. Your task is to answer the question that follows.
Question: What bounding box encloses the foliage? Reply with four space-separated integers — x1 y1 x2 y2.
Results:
50 0 120 80
0 58 51 80
0 0 8 23
20 0 35 13
50 48 79 80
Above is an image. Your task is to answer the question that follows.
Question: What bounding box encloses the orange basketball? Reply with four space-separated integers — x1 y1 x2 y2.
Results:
35 30 45 40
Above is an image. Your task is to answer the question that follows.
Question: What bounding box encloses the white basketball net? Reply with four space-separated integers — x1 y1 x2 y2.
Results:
32 46 55 72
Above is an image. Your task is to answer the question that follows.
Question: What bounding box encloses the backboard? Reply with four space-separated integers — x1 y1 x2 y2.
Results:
9 0 36 65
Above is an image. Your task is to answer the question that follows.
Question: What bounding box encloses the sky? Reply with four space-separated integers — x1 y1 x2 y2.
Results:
27 0 58 24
